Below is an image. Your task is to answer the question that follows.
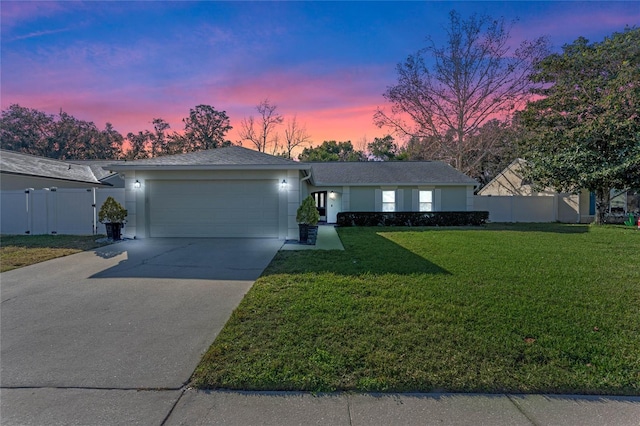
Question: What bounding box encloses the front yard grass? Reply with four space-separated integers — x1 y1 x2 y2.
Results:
192 224 640 395
0 234 109 272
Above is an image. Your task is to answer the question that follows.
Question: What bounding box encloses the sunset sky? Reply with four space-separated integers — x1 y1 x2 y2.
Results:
2 1 639 151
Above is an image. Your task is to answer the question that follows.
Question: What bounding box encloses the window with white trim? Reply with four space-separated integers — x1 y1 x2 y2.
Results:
419 190 433 212
382 190 396 212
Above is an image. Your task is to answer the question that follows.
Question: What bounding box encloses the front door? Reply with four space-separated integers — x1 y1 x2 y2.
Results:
311 191 327 220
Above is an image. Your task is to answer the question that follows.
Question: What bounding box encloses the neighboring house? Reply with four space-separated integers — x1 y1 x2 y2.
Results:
477 158 594 223
107 146 478 240
0 149 114 190
0 150 124 235
68 160 125 188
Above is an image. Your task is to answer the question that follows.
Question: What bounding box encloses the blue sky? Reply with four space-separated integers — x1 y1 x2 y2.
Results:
2 1 638 146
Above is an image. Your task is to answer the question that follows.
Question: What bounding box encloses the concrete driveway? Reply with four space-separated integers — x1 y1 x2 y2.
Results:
0 237 282 425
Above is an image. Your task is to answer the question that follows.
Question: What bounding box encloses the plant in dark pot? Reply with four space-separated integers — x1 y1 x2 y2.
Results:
98 196 128 240
296 195 320 244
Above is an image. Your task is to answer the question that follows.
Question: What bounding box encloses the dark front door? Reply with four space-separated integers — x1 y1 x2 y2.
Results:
312 191 327 217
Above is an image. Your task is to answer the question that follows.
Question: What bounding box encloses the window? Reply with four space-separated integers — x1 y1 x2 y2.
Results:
419 190 433 212
382 190 395 212
312 191 327 216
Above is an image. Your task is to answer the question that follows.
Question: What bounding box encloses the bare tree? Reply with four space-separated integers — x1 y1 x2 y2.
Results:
239 99 283 152
282 115 311 159
374 10 548 176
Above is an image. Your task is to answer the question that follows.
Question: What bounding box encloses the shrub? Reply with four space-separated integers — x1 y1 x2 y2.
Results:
336 211 489 227
296 195 320 225
98 196 128 224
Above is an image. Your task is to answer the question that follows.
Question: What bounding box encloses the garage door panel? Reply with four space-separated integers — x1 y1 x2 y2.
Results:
148 180 279 238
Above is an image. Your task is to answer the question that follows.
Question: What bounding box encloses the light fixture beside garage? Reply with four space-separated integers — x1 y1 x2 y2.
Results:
134 180 141 189
281 179 287 190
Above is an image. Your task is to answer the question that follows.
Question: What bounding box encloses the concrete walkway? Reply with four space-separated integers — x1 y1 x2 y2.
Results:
280 224 345 251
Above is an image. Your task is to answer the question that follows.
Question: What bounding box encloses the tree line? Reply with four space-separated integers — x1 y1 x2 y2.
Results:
0 104 235 161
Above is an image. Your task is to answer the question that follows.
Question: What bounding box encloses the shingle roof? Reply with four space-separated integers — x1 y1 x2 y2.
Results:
0 149 104 185
308 161 477 186
68 160 124 180
107 146 307 170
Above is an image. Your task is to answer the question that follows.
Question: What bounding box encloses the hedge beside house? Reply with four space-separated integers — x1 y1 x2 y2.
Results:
336 211 489 227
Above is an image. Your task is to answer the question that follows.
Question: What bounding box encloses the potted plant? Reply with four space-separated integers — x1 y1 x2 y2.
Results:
296 195 320 244
98 196 128 240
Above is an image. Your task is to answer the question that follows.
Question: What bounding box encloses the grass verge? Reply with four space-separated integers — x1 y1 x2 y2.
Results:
192 224 640 395
0 234 109 272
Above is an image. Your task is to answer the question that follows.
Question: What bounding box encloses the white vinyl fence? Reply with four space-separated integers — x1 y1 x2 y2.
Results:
473 194 580 223
1 188 125 235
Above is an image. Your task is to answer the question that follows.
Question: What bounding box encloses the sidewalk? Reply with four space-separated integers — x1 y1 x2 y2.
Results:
2 388 639 425
166 390 640 425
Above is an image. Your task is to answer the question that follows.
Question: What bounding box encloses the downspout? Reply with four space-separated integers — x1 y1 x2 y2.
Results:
300 171 312 203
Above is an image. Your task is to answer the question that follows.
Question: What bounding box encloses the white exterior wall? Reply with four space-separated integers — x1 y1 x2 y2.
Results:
303 184 474 213
120 169 298 239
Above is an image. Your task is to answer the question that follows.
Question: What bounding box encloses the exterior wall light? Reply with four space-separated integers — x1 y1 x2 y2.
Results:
329 191 336 199
134 180 141 189
281 179 287 189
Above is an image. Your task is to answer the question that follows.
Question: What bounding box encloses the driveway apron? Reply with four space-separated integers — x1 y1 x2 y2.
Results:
0 238 282 390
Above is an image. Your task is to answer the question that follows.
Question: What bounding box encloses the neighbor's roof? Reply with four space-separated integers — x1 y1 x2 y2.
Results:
69 159 124 180
308 161 478 186
0 149 107 185
107 146 309 171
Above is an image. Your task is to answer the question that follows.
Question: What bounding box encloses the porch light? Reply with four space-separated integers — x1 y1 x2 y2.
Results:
134 180 141 189
281 179 287 189
329 191 336 200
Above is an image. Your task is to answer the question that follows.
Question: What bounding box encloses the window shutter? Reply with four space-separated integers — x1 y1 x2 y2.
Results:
396 189 404 212
375 189 382 211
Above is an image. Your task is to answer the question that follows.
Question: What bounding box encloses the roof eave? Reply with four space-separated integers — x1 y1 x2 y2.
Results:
105 164 310 172
0 170 110 186
311 181 478 187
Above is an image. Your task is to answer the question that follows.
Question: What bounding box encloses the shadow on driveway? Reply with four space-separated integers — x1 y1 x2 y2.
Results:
92 238 283 281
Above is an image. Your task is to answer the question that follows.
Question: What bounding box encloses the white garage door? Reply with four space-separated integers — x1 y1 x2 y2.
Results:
148 180 279 238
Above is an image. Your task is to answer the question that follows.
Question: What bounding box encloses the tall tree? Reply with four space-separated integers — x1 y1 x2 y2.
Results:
282 115 312 159
95 122 124 160
298 140 366 162
239 99 283 153
149 118 170 157
520 28 640 224
469 119 524 187
367 135 399 161
182 105 233 151
374 10 549 176
0 104 55 155
125 131 150 160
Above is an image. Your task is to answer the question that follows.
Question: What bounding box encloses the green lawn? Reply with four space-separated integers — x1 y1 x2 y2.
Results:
0 235 109 272
192 224 640 395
